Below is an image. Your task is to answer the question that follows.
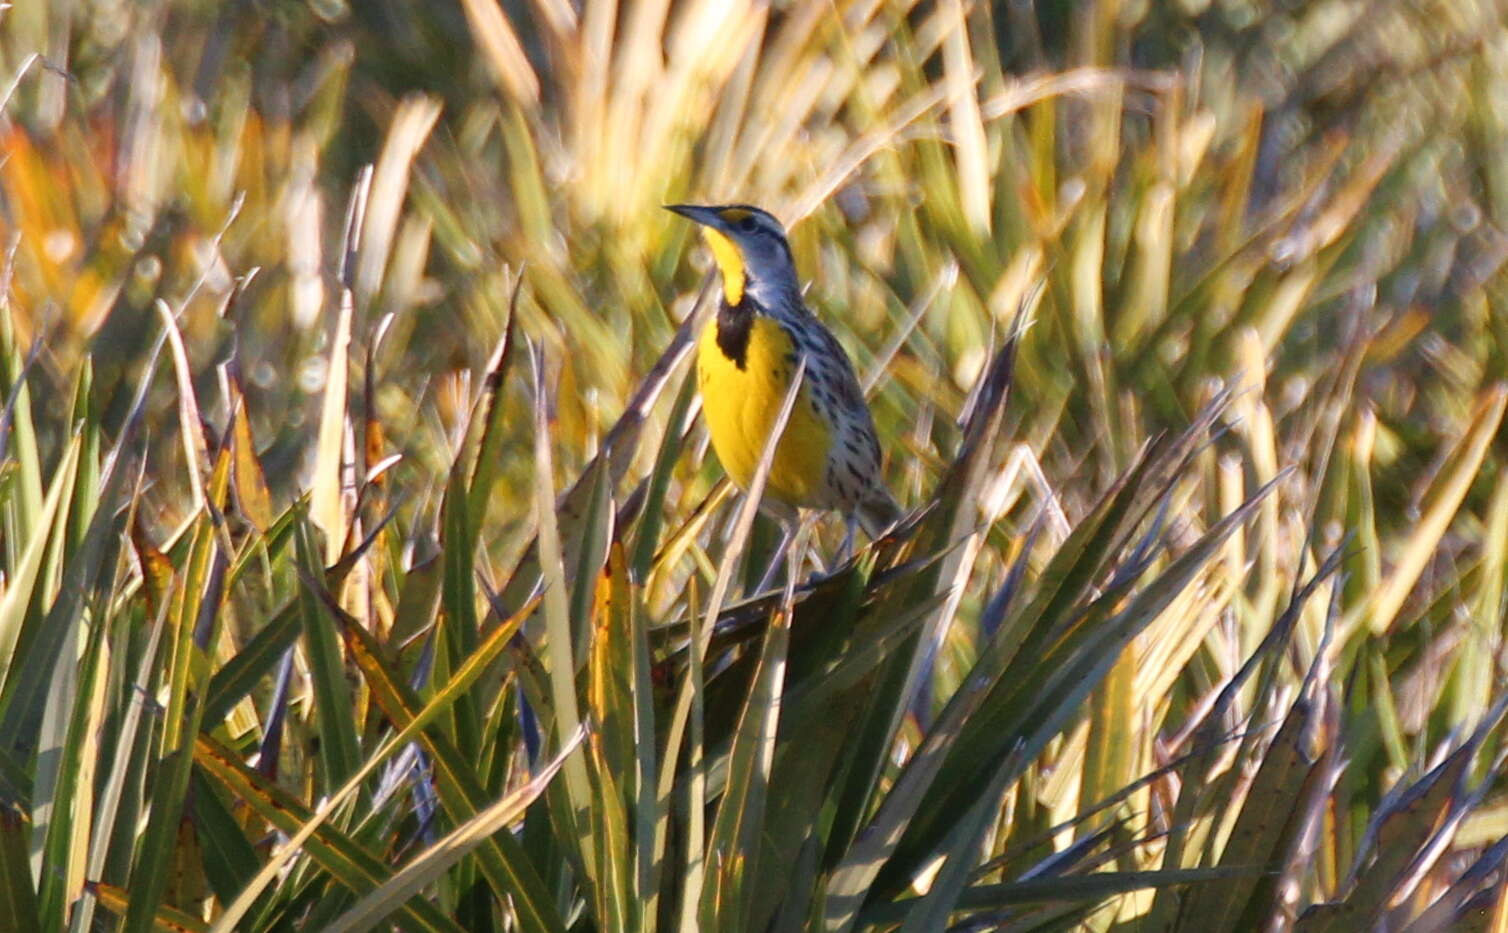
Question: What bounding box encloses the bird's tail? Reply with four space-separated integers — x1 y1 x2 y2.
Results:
855 488 903 540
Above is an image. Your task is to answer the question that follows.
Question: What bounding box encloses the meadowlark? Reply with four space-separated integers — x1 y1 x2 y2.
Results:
667 203 901 545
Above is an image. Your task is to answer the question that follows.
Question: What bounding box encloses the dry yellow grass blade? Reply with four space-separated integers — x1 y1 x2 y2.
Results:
311 285 354 564
941 0 990 234
459 0 541 107
1368 383 1508 635
357 95 443 304
154 300 209 517
1232 327 1283 631
88 882 207 933
1137 571 1236 708
1217 453 1246 581
311 169 371 564
1254 261 1321 356
227 390 274 533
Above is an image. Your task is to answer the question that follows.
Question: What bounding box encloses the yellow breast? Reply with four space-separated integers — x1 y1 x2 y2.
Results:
697 314 833 510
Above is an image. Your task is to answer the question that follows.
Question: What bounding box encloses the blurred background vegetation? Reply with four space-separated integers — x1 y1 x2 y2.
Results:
5 0 1508 930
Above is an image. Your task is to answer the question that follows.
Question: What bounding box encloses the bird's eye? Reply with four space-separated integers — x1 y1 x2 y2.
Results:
738 216 758 233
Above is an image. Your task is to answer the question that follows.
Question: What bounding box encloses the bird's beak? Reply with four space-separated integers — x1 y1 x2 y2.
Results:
664 204 728 230
666 204 746 303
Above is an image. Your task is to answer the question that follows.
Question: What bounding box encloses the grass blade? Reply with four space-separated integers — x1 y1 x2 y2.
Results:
324 727 583 933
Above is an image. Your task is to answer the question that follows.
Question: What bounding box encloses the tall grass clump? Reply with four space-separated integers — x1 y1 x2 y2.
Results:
3 0 1508 930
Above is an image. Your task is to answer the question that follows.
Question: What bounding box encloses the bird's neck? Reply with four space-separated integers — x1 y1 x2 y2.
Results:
743 271 801 309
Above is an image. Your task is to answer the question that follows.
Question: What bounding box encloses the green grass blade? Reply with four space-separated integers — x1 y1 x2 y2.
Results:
1171 695 1328 932
199 600 301 728
206 576 559 933
0 313 44 557
292 514 363 791
34 543 114 927
123 537 226 933
0 803 38 932
896 745 1023 933
860 868 1259 926
702 540 800 933
528 344 596 871
193 735 466 933
302 569 565 933
874 471 1284 908
586 541 639 931
630 366 698 582
323 726 583 933
0 435 79 693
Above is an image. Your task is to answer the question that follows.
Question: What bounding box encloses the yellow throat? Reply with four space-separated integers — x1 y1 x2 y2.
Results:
701 225 745 305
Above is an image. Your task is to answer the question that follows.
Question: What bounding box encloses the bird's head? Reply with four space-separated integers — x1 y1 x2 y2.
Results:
666 203 798 306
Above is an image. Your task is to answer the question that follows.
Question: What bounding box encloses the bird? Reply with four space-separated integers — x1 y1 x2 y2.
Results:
666 203 901 565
